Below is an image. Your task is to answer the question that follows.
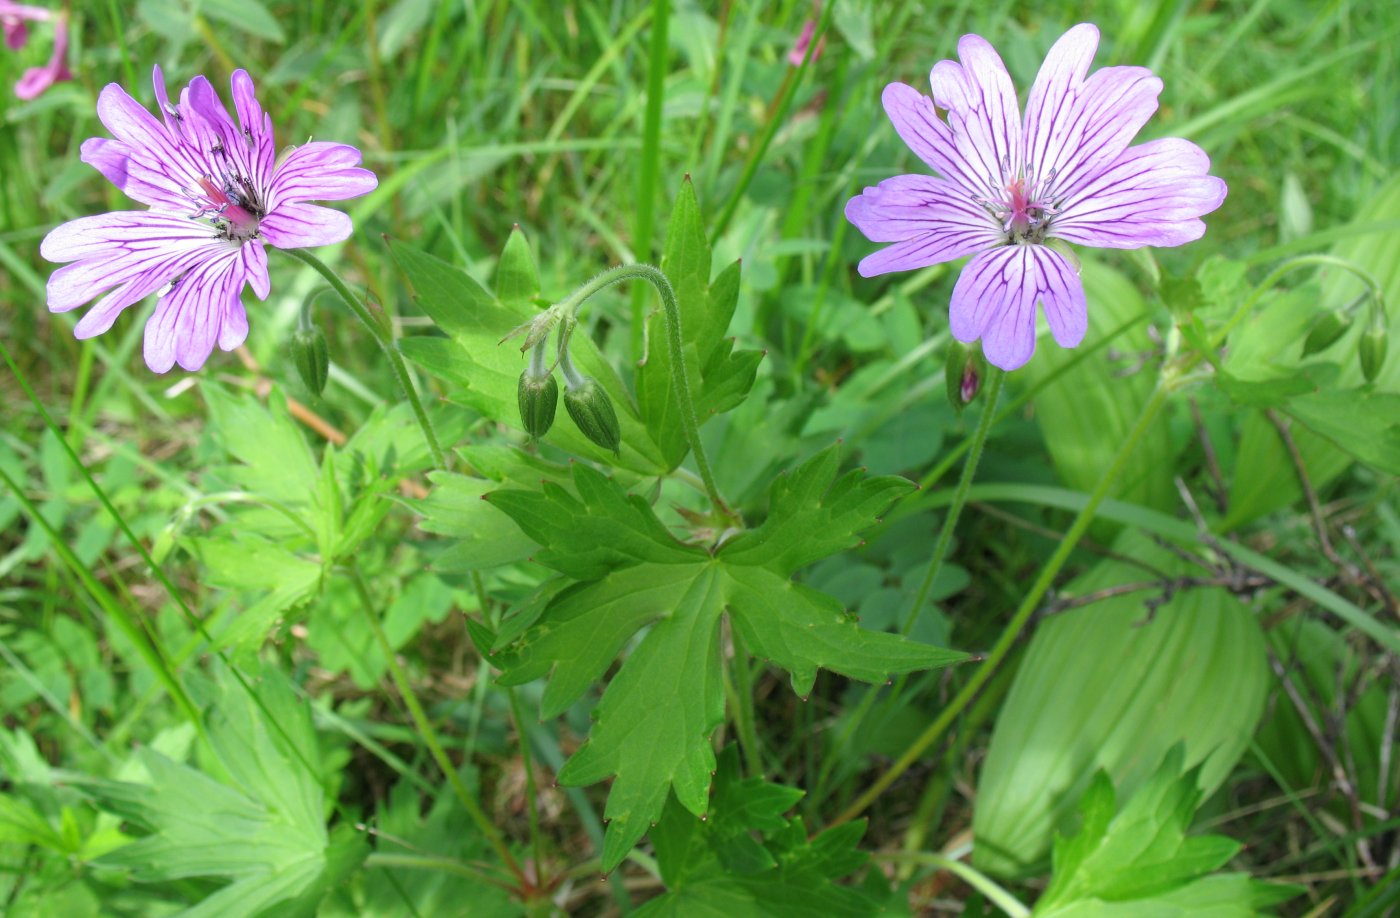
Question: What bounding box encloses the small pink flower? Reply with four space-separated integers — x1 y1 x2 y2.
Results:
41 66 378 372
787 3 825 67
846 24 1226 370
1 2 72 99
14 9 69 100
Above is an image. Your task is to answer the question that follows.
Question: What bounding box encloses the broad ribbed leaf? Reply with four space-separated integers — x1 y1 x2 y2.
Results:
1022 259 1174 514
974 530 1269 877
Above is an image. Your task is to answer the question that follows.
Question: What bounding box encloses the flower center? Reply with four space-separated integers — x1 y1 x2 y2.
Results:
190 173 264 242
981 168 1058 245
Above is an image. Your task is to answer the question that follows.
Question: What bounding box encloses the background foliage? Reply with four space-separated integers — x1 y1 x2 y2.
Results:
1 0 1397 914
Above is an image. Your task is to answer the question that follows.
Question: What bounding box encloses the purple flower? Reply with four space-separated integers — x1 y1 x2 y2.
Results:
2 1 72 99
41 66 377 372
787 2 825 67
845 24 1226 370
13 9 69 100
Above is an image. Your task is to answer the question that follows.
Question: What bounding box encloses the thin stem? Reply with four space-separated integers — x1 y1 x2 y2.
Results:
728 626 762 777
878 853 1030 918
1211 254 1385 349
559 264 729 515
506 686 547 891
901 368 1005 635
281 247 446 470
348 566 522 881
814 369 1004 804
834 383 1172 824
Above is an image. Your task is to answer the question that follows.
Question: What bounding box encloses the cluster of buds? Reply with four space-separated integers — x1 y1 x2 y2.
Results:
508 306 621 455
1301 290 1390 383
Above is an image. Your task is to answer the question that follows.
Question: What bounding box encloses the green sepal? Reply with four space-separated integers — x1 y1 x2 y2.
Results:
564 376 622 455
517 370 559 439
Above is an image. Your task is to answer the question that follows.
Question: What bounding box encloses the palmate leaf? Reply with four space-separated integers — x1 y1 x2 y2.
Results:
636 178 763 468
488 445 967 870
73 663 363 917
1032 747 1297 917
635 746 880 917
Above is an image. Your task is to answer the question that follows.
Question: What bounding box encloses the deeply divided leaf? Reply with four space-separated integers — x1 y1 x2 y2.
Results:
486 449 960 871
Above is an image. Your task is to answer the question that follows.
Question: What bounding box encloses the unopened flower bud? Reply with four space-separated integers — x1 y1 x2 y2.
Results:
1301 309 1352 356
518 369 559 439
1359 323 1388 383
564 377 621 455
290 323 330 396
945 341 986 414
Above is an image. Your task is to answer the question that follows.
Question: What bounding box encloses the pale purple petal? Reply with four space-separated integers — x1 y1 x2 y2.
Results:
1022 24 1098 189
951 247 1039 370
242 240 270 299
1049 138 1227 249
229 70 276 190
80 138 130 192
259 203 353 249
266 142 378 209
950 246 1085 370
1041 65 1162 203
1029 246 1087 348
219 302 249 352
845 174 1001 276
929 35 1022 194
42 212 228 312
143 249 245 373
95 82 207 210
880 83 997 200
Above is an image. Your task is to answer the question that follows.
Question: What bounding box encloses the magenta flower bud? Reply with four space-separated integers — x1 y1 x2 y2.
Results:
944 340 986 413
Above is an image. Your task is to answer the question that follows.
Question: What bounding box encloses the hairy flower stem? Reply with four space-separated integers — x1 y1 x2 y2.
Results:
901 367 1005 635
559 263 730 516
349 566 524 884
282 247 447 470
834 383 1172 825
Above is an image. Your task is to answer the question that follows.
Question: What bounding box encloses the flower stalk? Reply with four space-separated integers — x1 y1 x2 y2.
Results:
555 263 731 516
836 382 1172 825
282 247 446 470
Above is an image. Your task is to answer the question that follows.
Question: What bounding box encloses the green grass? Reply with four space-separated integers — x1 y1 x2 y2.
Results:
1 0 1397 914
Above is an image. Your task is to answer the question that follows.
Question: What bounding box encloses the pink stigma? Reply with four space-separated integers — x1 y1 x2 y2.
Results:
195 176 260 239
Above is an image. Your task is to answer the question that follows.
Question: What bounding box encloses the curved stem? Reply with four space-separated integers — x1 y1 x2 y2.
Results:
834 383 1172 825
877 853 1030 918
901 368 1005 635
559 263 728 515
1211 254 1385 349
281 247 446 470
